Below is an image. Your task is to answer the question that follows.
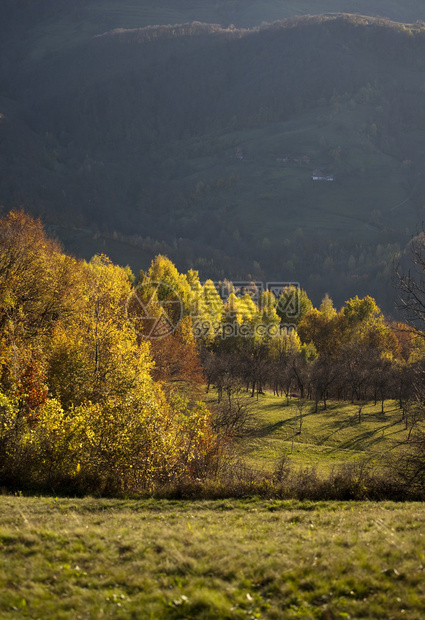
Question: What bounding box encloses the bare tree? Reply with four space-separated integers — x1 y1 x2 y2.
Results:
396 232 425 335
310 356 339 411
295 397 307 433
210 379 254 438
393 235 425 494
240 341 271 399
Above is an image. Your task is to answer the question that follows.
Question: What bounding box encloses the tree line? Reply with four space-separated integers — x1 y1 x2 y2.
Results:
137 253 423 417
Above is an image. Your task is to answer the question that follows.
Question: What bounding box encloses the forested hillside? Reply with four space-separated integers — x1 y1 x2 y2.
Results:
2 7 425 308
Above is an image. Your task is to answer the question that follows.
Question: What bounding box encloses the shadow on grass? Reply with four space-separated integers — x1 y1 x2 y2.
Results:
335 420 404 451
248 411 317 438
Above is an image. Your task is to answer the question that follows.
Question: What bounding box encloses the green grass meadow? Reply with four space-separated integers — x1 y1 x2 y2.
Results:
1 496 425 619
238 395 408 474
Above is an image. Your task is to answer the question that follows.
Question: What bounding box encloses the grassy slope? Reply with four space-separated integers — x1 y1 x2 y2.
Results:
1 496 425 619
234 395 408 473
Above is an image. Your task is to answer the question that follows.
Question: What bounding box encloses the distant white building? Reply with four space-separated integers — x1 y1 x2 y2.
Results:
312 169 334 181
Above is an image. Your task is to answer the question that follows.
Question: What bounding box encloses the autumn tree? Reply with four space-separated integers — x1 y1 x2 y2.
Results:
149 316 205 400
297 296 342 358
47 254 153 406
0 210 78 415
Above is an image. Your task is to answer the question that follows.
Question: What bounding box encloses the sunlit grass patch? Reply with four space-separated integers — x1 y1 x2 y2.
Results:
235 393 408 473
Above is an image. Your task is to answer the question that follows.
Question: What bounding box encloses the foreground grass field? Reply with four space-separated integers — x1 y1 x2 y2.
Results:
1 496 425 619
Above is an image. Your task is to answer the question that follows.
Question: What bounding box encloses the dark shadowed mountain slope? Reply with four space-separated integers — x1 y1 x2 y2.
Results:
2 13 425 309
